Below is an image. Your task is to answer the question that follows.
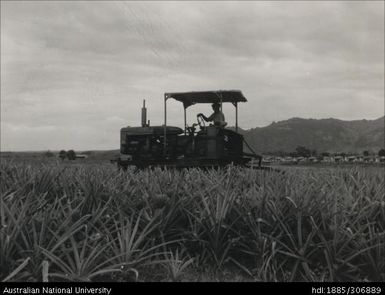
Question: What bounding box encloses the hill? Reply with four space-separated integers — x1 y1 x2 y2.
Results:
240 116 384 154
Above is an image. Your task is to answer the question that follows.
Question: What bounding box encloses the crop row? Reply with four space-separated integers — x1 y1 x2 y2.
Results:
0 160 384 281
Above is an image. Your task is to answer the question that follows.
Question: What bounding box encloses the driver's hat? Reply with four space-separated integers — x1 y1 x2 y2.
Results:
212 102 220 108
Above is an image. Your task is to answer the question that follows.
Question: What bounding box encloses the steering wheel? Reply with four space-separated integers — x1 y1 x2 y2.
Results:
197 114 206 129
186 123 197 136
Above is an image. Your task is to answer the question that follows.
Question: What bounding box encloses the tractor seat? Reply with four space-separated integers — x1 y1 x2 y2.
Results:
212 121 227 128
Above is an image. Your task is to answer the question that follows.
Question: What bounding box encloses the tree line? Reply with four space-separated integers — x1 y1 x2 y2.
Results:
58 150 77 160
270 146 385 158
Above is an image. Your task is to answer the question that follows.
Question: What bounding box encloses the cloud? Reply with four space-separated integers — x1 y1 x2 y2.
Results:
1 1 383 151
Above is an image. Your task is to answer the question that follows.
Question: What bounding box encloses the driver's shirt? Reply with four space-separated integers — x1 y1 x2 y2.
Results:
208 111 226 126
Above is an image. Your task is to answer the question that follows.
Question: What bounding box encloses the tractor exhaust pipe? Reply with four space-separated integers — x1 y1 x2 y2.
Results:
141 100 147 127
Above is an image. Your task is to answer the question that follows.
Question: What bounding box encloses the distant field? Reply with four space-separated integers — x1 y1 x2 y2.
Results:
0 158 384 282
0 151 119 165
2 151 383 168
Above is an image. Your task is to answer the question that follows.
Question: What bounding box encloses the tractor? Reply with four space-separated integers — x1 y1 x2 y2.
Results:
117 90 263 169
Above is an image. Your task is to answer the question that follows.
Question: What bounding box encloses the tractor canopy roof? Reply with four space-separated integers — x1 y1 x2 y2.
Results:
165 90 247 108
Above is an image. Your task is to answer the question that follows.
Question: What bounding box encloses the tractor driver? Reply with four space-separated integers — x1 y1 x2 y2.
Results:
197 102 227 127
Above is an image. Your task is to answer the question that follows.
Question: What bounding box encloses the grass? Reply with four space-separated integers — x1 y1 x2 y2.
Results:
0 158 384 282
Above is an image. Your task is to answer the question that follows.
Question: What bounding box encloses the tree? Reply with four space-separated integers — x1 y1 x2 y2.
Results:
67 150 76 160
59 150 67 160
295 146 311 157
45 150 54 157
378 149 385 157
363 150 370 157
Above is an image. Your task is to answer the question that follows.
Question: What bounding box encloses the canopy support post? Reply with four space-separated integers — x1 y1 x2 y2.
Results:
164 94 167 158
218 92 223 112
235 102 238 133
184 106 187 135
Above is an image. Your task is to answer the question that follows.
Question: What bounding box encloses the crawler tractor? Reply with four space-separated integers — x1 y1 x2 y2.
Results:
117 90 263 169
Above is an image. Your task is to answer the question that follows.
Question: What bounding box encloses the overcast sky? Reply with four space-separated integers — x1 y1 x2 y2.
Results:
1 1 384 151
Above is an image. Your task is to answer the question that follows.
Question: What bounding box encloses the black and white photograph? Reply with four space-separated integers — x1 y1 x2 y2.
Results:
1 0 384 286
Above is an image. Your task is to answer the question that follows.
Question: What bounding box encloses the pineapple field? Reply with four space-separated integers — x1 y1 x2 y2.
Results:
0 159 384 282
